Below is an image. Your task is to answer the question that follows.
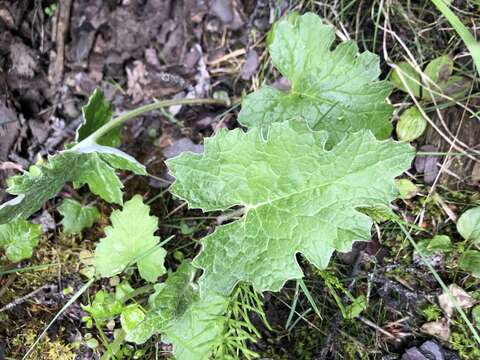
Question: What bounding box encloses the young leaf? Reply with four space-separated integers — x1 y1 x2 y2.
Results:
415 235 452 256
0 219 42 262
390 61 421 97
76 88 121 147
58 199 100 234
396 106 427 142
424 55 453 84
94 195 166 282
167 121 414 295
238 12 393 146
459 250 480 278
457 207 480 244
83 289 123 322
0 148 146 225
395 179 419 199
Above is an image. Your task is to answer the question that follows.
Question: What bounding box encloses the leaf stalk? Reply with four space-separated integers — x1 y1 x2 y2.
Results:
70 97 227 151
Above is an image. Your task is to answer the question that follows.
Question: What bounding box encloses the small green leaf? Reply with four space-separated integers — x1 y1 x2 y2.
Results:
115 282 135 302
0 148 146 225
416 235 452 256
167 121 415 295
422 56 471 100
441 75 472 99
58 199 100 234
121 304 147 336
428 235 452 252
390 61 421 97
457 207 480 243
0 219 42 262
425 55 453 84
396 179 419 199
94 195 166 282
76 88 121 147
344 295 367 319
83 289 123 322
238 12 393 147
396 106 427 142
459 250 480 277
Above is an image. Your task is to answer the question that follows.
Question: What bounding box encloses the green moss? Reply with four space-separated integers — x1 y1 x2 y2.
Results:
10 328 75 360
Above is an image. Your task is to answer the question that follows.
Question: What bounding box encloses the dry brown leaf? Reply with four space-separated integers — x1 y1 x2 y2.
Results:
438 284 475 317
420 318 450 341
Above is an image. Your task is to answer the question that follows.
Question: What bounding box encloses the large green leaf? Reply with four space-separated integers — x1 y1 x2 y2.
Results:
121 261 228 360
238 12 393 146
94 195 166 282
167 121 414 295
0 146 146 225
0 219 42 262
76 88 121 147
58 199 100 234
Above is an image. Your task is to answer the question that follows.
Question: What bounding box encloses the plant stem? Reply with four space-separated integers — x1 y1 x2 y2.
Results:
71 98 226 151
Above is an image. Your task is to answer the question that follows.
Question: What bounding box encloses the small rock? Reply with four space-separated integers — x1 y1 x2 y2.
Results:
414 145 439 184
401 340 460 360
163 138 203 160
402 347 428 360
242 49 260 80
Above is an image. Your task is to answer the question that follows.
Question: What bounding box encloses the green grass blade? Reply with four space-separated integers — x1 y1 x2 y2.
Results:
22 278 95 359
431 0 480 74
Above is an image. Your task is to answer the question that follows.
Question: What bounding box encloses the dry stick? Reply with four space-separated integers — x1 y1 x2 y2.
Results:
0 284 55 312
48 0 72 85
357 315 397 339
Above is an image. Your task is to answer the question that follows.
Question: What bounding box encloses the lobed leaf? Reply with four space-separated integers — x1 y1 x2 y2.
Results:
94 195 166 282
167 121 415 295
238 12 393 146
0 147 146 225
58 199 100 234
0 219 42 262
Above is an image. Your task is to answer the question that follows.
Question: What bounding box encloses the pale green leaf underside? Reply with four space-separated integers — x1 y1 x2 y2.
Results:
94 195 166 282
0 219 42 262
76 88 121 147
0 146 146 225
58 199 100 234
122 261 227 360
162 291 227 360
238 12 393 146
167 121 414 295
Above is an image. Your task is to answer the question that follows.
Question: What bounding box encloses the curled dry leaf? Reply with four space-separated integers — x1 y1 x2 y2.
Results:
420 318 450 341
438 283 475 318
